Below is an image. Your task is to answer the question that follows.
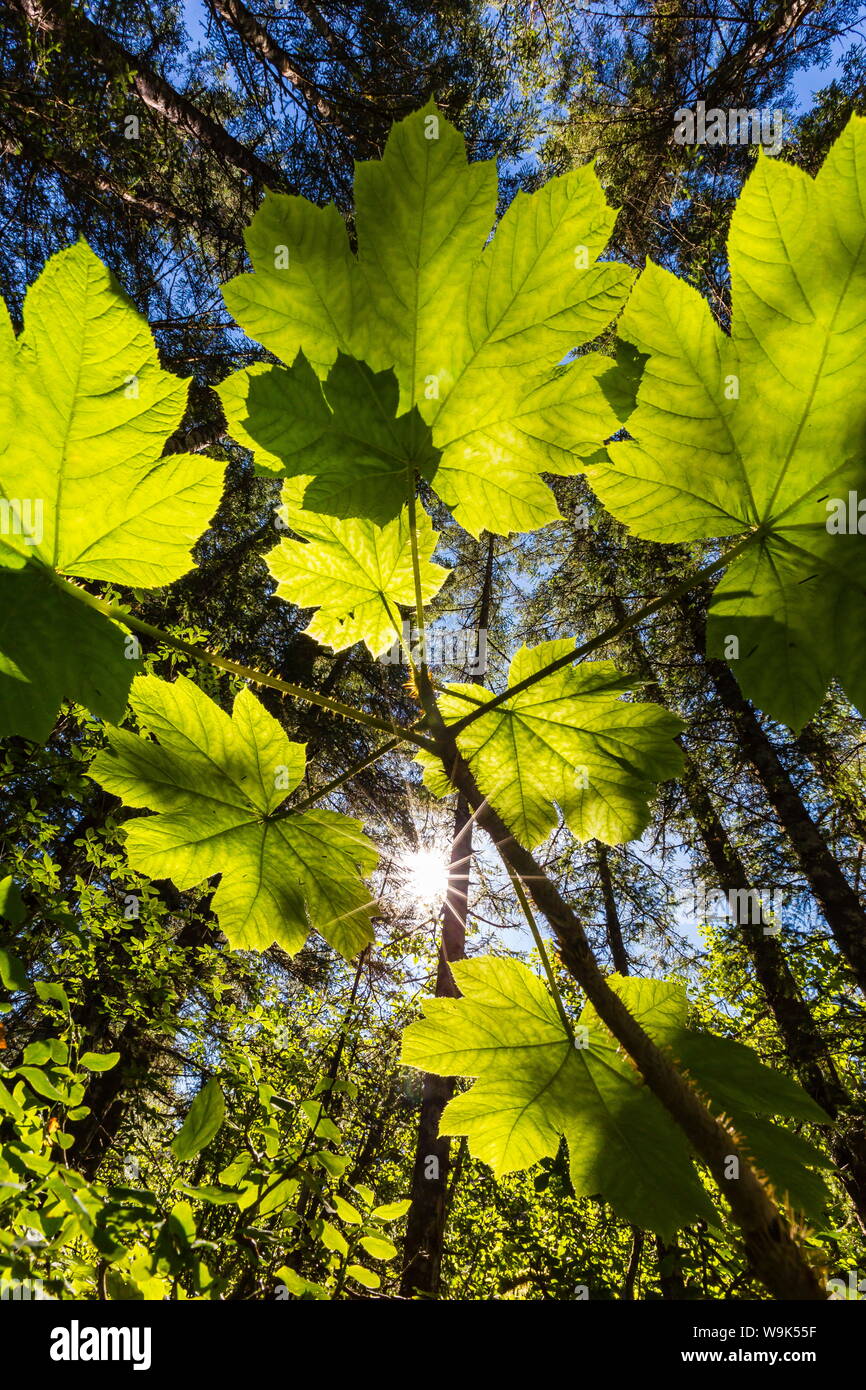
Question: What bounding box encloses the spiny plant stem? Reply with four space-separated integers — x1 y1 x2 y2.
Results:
405 470 434 705
449 528 766 735
49 569 438 752
435 731 825 1301
506 862 576 1045
273 737 403 819
379 592 416 673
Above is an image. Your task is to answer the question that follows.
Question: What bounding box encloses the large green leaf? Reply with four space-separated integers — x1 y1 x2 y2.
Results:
268 478 447 658
401 959 830 1236
582 978 832 1218
0 565 134 743
89 676 377 957
222 194 357 378
401 957 713 1237
0 242 225 740
417 641 683 847
586 119 866 729
221 103 631 537
432 356 621 537
350 101 499 408
217 352 440 526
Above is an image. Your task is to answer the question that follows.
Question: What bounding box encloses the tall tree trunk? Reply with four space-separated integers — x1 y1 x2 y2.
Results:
399 795 472 1297
596 843 630 975
797 716 866 848
209 0 348 127
401 536 494 1297
679 596 866 996
437 730 825 1299
585 539 866 1225
595 856 657 1299
0 114 241 246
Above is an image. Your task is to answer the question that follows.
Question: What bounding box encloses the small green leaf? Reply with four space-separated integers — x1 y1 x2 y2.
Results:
0 945 27 991
258 1179 298 1216
78 1051 121 1072
0 1078 24 1121
298 1099 342 1142
171 1079 226 1162
347 1264 380 1289
276 1265 330 1300
16 1066 66 1103
0 877 25 927
319 1220 349 1257
34 981 70 1012
180 1184 242 1206
358 1234 397 1261
371 1200 411 1222
312 1151 349 1178
332 1195 362 1225
218 1154 252 1185
105 1269 145 1301
166 1201 196 1240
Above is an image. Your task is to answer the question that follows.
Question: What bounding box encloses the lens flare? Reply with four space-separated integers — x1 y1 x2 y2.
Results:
399 847 450 910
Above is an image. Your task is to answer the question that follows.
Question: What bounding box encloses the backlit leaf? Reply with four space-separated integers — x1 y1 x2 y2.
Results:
402 958 830 1236
172 1079 225 1161
586 119 866 728
0 242 225 739
268 477 447 657
221 105 630 537
417 641 683 847
89 675 377 956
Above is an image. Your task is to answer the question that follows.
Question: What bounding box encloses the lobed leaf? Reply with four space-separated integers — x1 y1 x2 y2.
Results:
268 477 447 657
89 675 378 956
417 640 683 847
220 103 631 537
401 958 830 1236
217 352 441 527
0 242 225 740
586 119 866 728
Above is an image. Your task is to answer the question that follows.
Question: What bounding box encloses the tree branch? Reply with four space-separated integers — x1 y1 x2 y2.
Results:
208 0 348 128
4 0 291 189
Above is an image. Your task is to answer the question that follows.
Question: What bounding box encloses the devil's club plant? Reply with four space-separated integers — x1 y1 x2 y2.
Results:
2 103 865 1301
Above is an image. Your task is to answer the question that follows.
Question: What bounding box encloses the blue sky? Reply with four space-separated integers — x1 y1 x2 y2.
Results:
790 30 852 109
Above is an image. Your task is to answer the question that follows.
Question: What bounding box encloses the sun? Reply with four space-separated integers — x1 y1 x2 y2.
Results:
400 847 450 910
